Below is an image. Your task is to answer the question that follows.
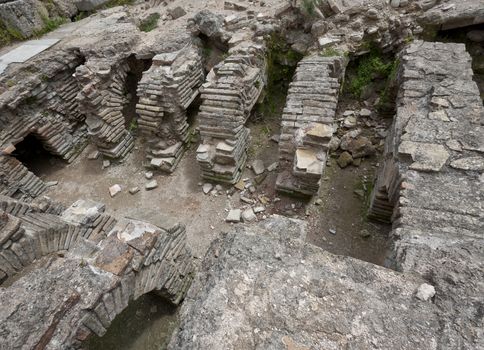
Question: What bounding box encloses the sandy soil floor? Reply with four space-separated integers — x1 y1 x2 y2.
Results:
40 140 233 260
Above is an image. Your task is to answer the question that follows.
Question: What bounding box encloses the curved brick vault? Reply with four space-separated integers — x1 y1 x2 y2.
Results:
0 195 193 349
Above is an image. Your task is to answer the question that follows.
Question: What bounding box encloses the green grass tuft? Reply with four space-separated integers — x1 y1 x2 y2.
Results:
34 16 67 37
319 47 342 57
139 13 160 32
302 0 317 15
103 0 135 8
0 19 25 47
346 48 396 99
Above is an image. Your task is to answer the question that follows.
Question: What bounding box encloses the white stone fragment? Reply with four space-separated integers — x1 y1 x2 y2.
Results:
109 184 122 197
416 283 435 301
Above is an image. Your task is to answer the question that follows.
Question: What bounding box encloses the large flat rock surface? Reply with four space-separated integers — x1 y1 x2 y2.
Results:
169 222 442 350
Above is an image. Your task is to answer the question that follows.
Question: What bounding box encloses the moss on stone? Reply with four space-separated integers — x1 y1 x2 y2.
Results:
256 34 302 121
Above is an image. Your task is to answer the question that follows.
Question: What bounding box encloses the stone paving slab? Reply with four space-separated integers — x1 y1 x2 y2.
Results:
0 39 59 74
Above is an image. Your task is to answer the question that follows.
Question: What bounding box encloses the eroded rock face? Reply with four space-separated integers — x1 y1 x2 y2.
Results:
169 218 444 350
0 0 78 38
422 0 484 30
0 195 193 349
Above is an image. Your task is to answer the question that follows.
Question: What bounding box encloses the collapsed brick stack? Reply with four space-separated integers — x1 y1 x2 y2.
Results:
276 55 346 196
76 59 134 159
136 46 204 172
196 41 266 184
0 156 46 200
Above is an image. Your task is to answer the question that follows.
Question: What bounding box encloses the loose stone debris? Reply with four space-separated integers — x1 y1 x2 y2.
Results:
0 0 483 349
145 180 158 190
225 209 241 223
108 184 122 197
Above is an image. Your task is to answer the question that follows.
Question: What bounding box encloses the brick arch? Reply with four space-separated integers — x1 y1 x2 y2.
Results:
0 197 193 350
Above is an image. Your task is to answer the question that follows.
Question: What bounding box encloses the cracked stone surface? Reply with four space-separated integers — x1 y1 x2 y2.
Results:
169 218 444 350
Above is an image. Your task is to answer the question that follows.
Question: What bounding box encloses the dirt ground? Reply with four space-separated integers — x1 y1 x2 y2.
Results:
306 156 391 266
41 140 232 260
34 97 391 268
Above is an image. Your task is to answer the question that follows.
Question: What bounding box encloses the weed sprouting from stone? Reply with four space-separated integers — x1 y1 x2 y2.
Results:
32 16 67 38
320 47 343 57
139 13 160 32
302 0 322 16
103 0 135 8
345 47 397 102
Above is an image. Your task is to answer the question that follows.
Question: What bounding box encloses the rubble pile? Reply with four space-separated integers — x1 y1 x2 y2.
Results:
0 195 193 349
196 41 267 184
276 54 346 196
137 46 204 172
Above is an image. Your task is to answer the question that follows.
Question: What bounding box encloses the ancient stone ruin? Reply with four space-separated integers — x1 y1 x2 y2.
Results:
276 54 346 196
0 0 482 349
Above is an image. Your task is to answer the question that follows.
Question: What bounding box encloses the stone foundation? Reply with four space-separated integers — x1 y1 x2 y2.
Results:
169 217 447 349
197 40 267 184
137 46 204 172
276 54 346 197
368 40 483 348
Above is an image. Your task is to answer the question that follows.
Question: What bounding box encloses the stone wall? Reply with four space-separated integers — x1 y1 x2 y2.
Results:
0 194 193 349
368 40 483 348
196 40 267 184
422 0 484 30
276 54 346 196
137 45 204 172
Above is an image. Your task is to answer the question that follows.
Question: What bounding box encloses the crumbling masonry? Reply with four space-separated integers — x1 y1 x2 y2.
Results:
137 45 204 172
76 58 135 159
0 50 87 200
196 40 267 184
276 54 346 196
0 195 193 349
